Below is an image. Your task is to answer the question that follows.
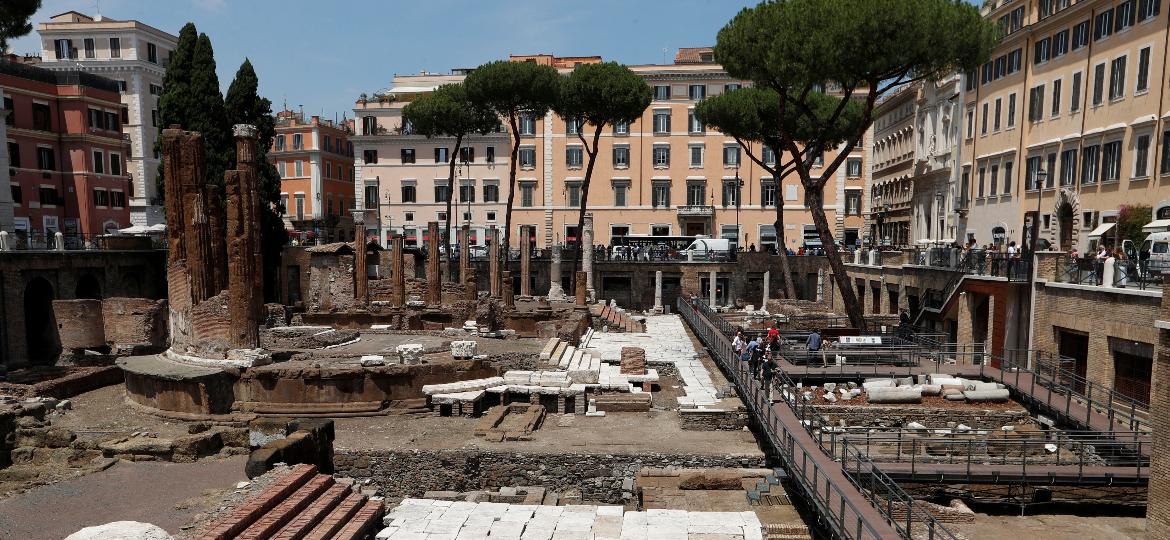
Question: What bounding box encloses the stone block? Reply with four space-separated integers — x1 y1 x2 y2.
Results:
451 341 478 359
397 344 425 365
620 347 647 375
361 355 387 367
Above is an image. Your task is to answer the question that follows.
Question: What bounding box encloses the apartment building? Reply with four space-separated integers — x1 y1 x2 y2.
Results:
0 59 132 240
35 11 177 227
353 49 870 250
870 84 918 246
963 0 1170 251
272 109 356 243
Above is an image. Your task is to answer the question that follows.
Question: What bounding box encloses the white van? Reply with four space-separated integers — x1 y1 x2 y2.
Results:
1139 232 1170 276
680 238 731 261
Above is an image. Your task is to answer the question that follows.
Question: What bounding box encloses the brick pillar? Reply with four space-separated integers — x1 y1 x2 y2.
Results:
427 221 441 305
1149 292 1170 534
391 234 406 307
489 227 501 297
353 211 368 305
575 271 588 306
520 226 532 297
502 270 515 306
207 189 227 294
225 124 262 348
162 127 215 305
459 224 471 285
956 292 973 348
465 268 478 301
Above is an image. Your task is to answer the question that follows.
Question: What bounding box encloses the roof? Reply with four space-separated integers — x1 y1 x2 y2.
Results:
674 47 716 64
304 240 383 254
0 59 121 93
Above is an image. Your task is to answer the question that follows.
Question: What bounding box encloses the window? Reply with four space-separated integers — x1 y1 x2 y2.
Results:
1026 155 1043 189
151 109 158 127
565 146 583 167
785 184 798 201
613 182 628 207
110 191 124 209
1051 79 1062 116
1053 30 1069 57
1163 130 1170 174
1072 20 1090 50
520 183 535 207
1081 145 1100 184
92 188 109 207
687 111 704 133
1140 0 1161 20
275 135 285 151
1003 161 1013 194
483 183 499 202
434 183 451 202
39 186 59 206
1028 85 1045 122
1135 133 1151 177
761 181 777 207
1034 37 1050 64
689 145 704 167
653 110 671 134
7 142 18 168
763 146 777 165
725 83 742 92
88 108 103 130
121 106 128 124
1137 47 1151 93
653 145 670 167
965 107 974 138
1047 152 1057 187
994 55 1006 79
844 190 861 215
990 164 999 194
365 149 380 164
1060 149 1078 185
722 180 739 207
613 146 629 168
434 147 448 163
1093 63 1106 105
36 147 55 170
652 181 671 207
401 185 417 203
723 146 740 167
654 85 670 100
459 182 476 203
613 120 629 135
147 42 158 63
3 97 11 126
110 153 121 176
566 182 581 207
109 37 120 58
1007 48 1022 74
1070 72 1082 113
32 103 51 131
294 160 303 176
1116 0 1136 31
519 115 535 135
686 182 706 206
1109 56 1127 100
54 39 72 59
981 102 989 134
565 117 583 135
291 133 302 150
1103 140 1122 181
10 185 20 205
83 38 95 58
1095 9 1114 40
1007 93 1017 127
519 148 536 168
977 166 986 198
847 157 862 177
994 98 1002 131
486 212 495 221
294 195 304 220
325 162 332 179
689 84 706 100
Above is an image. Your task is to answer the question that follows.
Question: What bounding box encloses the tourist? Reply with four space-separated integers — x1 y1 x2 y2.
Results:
733 328 746 360
749 336 765 378
1096 245 1109 285
767 321 780 344
898 308 911 340
806 328 823 353
1005 240 1019 278
743 335 759 365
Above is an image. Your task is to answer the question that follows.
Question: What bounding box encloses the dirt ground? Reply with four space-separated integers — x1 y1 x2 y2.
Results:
952 511 1146 539
51 384 195 440
0 455 247 539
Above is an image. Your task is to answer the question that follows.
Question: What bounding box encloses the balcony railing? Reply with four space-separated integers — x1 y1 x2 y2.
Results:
675 204 714 217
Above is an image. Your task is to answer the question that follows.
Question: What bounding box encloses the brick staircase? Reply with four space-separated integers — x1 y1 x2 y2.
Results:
195 464 384 540
591 304 646 333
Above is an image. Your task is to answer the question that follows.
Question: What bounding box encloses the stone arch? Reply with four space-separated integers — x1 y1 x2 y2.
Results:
24 277 60 364
75 273 103 300
1053 188 1081 251
1155 197 1170 219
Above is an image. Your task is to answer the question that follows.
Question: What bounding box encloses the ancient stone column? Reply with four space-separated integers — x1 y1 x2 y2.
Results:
575 271 588 306
548 245 566 300
582 213 595 297
162 127 215 305
465 268 478 301
352 210 368 305
816 268 825 303
391 234 406 307
762 270 771 309
207 189 227 294
654 270 663 311
225 124 263 348
709 270 718 308
427 221 441 305
459 224 471 285
489 227 501 297
502 270 515 306
520 226 532 297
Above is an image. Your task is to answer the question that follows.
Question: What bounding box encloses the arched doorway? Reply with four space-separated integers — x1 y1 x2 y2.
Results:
24 277 61 363
1158 206 1170 220
1057 203 1075 251
991 226 1007 247
75 274 102 300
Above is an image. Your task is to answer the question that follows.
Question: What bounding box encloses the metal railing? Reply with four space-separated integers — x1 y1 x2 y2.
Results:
912 247 1033 282
679 296 957 540
1056 256 1159 291
0 231 165 251
1000 350 1150 433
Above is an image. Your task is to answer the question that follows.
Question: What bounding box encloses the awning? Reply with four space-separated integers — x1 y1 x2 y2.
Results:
1087 222 1116 238
1142 219 1170 233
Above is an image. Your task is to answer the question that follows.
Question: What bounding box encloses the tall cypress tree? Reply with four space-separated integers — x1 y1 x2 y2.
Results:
155 23 198 198
226 58 285 301
190 32 233 189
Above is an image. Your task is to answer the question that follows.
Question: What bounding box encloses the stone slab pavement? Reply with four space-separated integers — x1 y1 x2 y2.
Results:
0 456 247 539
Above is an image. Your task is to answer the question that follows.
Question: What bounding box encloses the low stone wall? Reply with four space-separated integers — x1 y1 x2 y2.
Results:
333 449 766 503
817 405 1032 430
679 407 749 431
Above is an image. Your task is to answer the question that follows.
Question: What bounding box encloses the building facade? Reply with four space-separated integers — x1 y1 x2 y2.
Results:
35 11 177 227
963 0 1170 252
0 59 132 241
271 109 356 244
353 49 870 250
870 84 918 246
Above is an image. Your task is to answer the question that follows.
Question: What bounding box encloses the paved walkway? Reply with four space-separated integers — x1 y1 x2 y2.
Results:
0 456 246 539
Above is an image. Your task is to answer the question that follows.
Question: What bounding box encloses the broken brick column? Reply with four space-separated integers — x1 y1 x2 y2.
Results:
207 189 227 294
427 221 441 305
489 227 501 297
575 271 587 306
620 347 647 375
459 224 471 285
520 225 532 297
162 127 215 306
1149 284 1170 535
352 210 368 305
502 270 514 306
224 124 264 348
465 268 478 301
390 233 406 307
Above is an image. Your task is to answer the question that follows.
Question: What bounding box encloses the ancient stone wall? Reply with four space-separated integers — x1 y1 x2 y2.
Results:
333 449 766 503
51 298 168 354
678 408 749 431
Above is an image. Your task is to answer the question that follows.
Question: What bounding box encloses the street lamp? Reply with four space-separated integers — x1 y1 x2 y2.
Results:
1031 168 1048 254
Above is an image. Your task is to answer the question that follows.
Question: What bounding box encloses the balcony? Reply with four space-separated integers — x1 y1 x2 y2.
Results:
676 204 714 217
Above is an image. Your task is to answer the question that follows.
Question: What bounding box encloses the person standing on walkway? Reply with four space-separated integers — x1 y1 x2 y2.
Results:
806 328 822 352
749 336 765 379
733 328 746 361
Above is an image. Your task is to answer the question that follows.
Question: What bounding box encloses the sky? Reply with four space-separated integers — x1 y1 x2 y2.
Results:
8 0 761 122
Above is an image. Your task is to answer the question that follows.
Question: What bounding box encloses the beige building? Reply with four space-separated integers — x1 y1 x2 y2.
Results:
35 11 177 227
870 84 919 246
964 0 1170 251
353 49 869 250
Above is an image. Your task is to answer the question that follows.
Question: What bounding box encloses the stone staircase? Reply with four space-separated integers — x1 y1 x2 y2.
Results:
195 463 384 540
745 468 791 507
591 304 646 332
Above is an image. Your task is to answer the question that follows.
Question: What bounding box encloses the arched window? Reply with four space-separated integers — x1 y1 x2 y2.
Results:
992 226 1007 246
1157 206 1170 220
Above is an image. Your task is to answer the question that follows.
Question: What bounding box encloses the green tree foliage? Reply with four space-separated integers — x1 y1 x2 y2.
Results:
553 62 651 276
465 60 560 253
0 0 40 52
225 58 285 301
403 83 498 266
1117 204 1152 252
713 0 997 329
